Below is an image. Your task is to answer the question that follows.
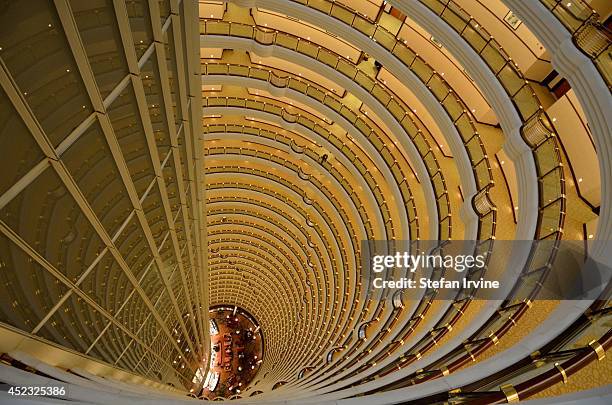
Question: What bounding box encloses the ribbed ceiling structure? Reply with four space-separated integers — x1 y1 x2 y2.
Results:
0 0 207 392
0 0 611 404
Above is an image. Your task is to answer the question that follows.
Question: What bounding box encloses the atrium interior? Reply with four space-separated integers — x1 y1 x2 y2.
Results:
0 0 611 404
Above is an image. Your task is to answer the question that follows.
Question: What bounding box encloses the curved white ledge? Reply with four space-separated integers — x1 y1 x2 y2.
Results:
249 300 591 405
204 110 374 241
389 0 538 242
201 33 481 238
226 9 536 332
501 0 612 267
211 131 366 252
203 76 415 240
522 385 612 404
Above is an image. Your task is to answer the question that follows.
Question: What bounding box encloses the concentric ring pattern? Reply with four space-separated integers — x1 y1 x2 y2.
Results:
0 0 610 404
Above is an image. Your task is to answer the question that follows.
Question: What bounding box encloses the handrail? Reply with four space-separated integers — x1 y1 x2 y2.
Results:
223 0 569 391
202 75 468 378
539 0 612 87
199 11 506 388
203 118 394 332
197 1 602 398
199 20 500 241
331 0 567 389
203 94 402 240
201 62 449 240
437 301 611 402
202 95 447 379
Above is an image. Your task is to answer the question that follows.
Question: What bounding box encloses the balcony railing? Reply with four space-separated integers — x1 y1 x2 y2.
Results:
200 20 500 241
540 0 611 86
203 95 400 241
202 61 451 240
199 5 510 385
216 0 571 389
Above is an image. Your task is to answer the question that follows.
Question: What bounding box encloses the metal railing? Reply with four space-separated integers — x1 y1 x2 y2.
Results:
540 0 611 86
199 20 501 241
227 0 569 389
201 61 449 240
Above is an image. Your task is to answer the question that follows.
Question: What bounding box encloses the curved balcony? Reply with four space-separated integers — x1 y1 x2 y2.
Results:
539 0 612 86
205 1 577 399
200 20 497 241
203 91 425 241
